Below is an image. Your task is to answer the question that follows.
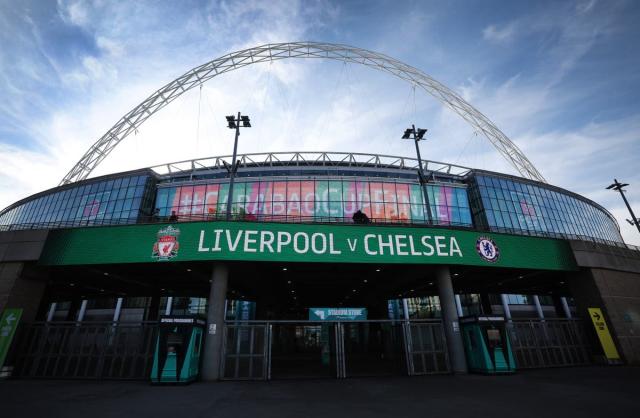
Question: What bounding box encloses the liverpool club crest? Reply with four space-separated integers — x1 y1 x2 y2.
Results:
152 226 180 261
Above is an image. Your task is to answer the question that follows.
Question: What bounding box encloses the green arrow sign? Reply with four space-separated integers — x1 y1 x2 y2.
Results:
0 308 23 369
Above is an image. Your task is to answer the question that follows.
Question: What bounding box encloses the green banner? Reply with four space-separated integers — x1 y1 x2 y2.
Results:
39 221 576 270
0 308 22 369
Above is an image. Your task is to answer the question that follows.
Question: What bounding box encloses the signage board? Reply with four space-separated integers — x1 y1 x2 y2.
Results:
588 307 621 361
0 308 23 369
40 221 577 271
309 307 368 321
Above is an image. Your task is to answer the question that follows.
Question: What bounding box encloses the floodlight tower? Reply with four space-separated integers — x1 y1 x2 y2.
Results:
607 179 640 234
225 112 251 220
402 125 433 223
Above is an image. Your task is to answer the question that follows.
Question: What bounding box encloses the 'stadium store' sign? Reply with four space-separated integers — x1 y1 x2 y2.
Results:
40 221 577 271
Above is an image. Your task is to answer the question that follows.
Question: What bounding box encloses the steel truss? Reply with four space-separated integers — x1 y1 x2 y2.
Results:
60 42 546 185
149 151 473 179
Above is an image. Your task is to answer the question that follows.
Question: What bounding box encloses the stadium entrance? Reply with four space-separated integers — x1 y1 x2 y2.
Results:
9 252 593 381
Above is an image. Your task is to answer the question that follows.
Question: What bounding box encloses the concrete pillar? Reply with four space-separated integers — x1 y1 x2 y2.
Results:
532 295 544 319
500 294 512 321
454 294 463 317
164 296 173 315
0 262 47 322
560 296 572 319
436 266 467 373
402 298 410 320
77 300 88 322
202 263 229 381
113 297 123 322
46 302 57 322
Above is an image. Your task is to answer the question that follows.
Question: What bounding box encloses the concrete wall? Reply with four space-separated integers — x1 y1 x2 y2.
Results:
0 230 49 322
569 240 640 365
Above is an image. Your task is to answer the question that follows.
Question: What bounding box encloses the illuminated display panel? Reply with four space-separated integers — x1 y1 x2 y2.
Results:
155 178 473 226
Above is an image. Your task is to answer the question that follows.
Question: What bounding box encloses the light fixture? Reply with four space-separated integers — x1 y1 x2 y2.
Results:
375 268 381 272
187 268 192 272
410 289 414 292
401 124 434 223
100 289 104 292
453 273 459 277
352 289 356 292
287 280 292 284
70 283 75 287
428 282 433 285
103 272 109 276
291 290 295 293
282 267 288 271
363 279 368 283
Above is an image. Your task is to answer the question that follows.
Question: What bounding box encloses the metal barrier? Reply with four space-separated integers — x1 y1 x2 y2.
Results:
508 319 591 369
220 320 450 380
221 323 270 380
12 322 158 380
404 321 450 375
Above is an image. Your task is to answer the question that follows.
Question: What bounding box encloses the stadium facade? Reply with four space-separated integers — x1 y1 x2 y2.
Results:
0 42 639 381
1 151 639 379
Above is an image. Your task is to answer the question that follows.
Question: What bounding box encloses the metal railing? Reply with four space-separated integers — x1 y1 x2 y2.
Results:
220 320 450 380
12 321 158 380
508 319 591 369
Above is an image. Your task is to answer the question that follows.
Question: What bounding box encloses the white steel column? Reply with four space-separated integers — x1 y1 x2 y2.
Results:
113 297 123 322
164 296 173 315
500 294 512 321
454 295 464 317
402 298 410 320
560 296 572 319
46 303 57 322
532 295 545 319
77 300 88 322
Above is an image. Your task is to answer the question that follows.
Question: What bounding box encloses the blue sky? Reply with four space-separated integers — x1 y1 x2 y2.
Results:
1 0 639 244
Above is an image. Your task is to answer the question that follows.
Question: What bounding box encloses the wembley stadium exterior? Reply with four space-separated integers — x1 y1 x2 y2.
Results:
0 42 638 381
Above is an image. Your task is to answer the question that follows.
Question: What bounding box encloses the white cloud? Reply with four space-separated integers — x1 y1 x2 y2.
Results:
482 22 518 43
1 1 639 249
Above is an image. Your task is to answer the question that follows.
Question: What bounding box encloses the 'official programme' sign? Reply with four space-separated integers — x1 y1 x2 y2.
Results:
40 221 576 271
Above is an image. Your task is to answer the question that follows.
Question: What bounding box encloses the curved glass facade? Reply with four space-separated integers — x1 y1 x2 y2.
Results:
468 173 623 243
155 178 473 226
0 161 624 246
0 173 155 229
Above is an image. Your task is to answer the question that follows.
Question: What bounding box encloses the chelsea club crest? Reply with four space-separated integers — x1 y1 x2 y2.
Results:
152 225 180 261
476 236 499 263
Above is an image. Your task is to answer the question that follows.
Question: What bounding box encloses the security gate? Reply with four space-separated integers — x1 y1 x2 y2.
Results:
220 323 270 380
403 321 450 375
508 319 591 368
220 320 450 380
12 322 157 379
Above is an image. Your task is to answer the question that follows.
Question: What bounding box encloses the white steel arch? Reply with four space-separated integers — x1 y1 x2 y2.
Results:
60 41 546 185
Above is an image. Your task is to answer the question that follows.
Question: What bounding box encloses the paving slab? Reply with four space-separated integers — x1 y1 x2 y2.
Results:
0 366 637 418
